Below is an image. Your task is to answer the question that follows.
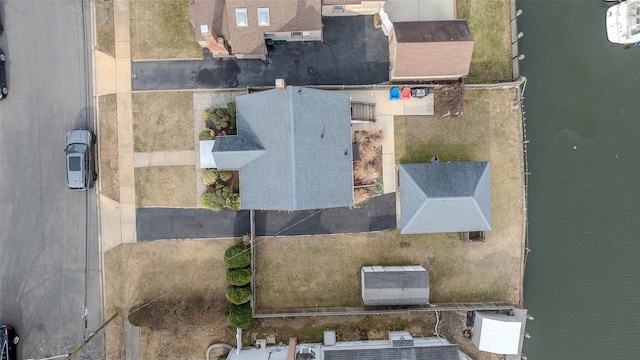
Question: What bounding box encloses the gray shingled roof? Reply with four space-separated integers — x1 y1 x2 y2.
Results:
398 162 491 234
361 266 429 306
212 86 354 210
323 345 460 360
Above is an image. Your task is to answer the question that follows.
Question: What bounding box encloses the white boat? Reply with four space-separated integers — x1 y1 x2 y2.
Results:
606 0 640 45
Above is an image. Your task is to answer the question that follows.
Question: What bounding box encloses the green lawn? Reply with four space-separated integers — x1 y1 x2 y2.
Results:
458 0 513 83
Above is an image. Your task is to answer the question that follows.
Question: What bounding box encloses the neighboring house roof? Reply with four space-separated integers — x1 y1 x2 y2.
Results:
383 0 455 22
212 86 354 211
322 0 364 4
398 162 492 234
361 266 429 306
471 312 523 355
225 0 322 56
226 336 460 360
392 20 474 79
323 345 460 360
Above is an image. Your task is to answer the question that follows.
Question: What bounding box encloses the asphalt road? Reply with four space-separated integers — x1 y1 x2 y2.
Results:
0 1 102 359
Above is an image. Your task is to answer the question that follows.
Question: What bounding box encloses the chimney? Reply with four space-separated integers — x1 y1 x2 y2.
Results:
287 337 297 360
275 78 286 90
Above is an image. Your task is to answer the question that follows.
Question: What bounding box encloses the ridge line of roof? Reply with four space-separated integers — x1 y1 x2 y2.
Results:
289 87 298 208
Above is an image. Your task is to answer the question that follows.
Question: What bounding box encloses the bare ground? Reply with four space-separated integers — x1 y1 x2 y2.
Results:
130 0 202 60
105 241 439 360
134 166 196 208
132 92 195 152
98 94 119 201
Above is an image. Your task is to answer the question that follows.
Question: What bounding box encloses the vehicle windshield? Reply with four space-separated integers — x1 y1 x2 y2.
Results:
1 340 8 360
66 143 87 154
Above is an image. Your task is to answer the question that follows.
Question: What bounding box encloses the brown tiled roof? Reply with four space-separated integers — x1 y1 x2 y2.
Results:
393 20 474 78
226 0 322 55
322 0 363 4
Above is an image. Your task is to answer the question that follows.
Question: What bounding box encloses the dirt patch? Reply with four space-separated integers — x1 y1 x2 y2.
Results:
132 92 195 152
95 0 115 56
134 166 196 207
394 88 525 305
98 94 119 201
255 230 514 310
130 0 202 60
103 239 238 360
457 0 513 83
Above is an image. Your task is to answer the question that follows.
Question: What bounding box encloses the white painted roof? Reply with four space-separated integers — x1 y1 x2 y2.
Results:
474 313 522 355
199 140 216 169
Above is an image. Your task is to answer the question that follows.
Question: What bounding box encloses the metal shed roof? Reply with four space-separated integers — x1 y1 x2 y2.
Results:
361 266 429 306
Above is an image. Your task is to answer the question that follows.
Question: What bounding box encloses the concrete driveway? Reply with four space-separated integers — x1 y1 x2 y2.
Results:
132 16 389 90
136 193 396 240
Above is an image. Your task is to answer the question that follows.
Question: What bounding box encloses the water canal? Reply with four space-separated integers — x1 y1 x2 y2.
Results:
517 0 640 358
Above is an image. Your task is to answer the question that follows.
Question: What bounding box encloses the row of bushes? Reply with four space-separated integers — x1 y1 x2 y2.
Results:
224 245 253 329
204 102 236 136
200 169 241 211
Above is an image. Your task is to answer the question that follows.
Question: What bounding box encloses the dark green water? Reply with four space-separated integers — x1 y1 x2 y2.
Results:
518 0 640 358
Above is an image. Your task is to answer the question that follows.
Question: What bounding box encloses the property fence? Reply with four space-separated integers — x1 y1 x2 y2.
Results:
253 302 515 318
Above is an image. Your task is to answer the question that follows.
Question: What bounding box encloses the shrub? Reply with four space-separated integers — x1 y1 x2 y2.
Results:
227 102 236 117
359 142 380 163
219 170 233 182
228 303 253 329
201 192 223 211
233 183 240 193
200 169 218 185
226 193 241 211
226 285 252 305
224 245 251 269
199 129 215 141
215 186 231 202
354 160 380 184
226 267 252 286
218 355 228 360
205 107 230 130
354 187 373 205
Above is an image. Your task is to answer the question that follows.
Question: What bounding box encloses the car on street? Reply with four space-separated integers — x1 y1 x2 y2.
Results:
0 51 7 101
65 129 97 190
0 325 19 360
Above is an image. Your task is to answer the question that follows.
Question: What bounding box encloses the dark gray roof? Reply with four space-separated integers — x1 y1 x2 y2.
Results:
398 162 491 234
212 86 354 210
394 20 473 43
323 345 460 360
362 266 429 306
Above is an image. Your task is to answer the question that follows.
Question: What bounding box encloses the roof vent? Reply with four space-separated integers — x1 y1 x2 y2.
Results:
389 331 414 347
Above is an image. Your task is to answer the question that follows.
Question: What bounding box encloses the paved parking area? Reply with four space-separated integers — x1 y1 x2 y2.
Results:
132 16 389 90
136 194 396 240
